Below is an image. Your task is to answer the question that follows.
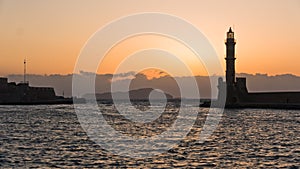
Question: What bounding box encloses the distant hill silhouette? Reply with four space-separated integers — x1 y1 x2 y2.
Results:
6 72 300 99
83 88 173 101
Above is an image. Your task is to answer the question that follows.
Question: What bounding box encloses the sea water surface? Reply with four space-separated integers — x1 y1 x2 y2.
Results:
0 103 299 168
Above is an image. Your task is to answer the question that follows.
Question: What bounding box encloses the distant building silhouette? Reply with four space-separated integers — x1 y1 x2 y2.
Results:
216 28 300 109
0 77 56 103
0 60 85 105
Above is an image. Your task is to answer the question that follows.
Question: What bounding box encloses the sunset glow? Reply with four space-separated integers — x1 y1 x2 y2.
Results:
97 34 208 77
138 69 170 80
0 0 299 76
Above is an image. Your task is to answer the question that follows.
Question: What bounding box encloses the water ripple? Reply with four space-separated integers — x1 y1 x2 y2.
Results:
0 104 299 168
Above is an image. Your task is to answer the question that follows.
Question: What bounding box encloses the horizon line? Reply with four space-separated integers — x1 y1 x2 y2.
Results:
3 72 300 78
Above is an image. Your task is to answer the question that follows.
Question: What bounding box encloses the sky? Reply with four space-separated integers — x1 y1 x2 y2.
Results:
0 0 299 77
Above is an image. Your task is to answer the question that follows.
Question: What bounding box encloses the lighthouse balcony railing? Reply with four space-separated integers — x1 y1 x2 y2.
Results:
224 39 236 43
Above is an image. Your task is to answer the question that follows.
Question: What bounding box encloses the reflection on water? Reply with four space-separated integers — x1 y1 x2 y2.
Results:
0 104 299 168
100 102 180 138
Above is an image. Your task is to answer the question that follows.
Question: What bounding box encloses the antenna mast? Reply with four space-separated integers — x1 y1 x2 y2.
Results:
24 58 26 83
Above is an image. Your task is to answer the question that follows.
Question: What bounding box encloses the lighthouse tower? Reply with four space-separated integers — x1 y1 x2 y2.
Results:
217 27 245 106
225 27 236 86
224 27 238 104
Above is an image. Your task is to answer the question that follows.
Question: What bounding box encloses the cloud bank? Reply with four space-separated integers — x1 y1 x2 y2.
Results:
6 72 300 99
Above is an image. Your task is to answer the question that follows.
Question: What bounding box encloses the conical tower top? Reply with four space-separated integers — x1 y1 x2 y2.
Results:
227 27 234 39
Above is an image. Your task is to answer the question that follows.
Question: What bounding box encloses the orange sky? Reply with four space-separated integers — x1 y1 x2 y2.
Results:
97 34 207 77
0 0 299 77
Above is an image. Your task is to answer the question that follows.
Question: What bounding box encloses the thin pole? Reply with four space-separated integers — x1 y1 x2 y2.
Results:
24 58 26 83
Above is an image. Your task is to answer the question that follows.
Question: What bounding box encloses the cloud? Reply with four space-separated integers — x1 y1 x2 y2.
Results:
6 72 300 99
79 70 96 76
113 71 136 78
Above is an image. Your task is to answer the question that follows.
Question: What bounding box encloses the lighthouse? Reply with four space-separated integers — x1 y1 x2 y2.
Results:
216 27 239 105
212 27 300 109
225 27 236 86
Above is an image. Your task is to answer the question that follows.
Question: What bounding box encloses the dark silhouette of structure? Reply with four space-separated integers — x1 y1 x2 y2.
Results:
215 27 300 109
0 60 85 105
0 77 85 105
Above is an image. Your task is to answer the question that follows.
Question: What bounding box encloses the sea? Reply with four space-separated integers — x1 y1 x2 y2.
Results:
0 103 299 168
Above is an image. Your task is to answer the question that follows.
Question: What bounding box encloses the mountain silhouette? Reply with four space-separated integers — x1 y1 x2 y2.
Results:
83 88 173 101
